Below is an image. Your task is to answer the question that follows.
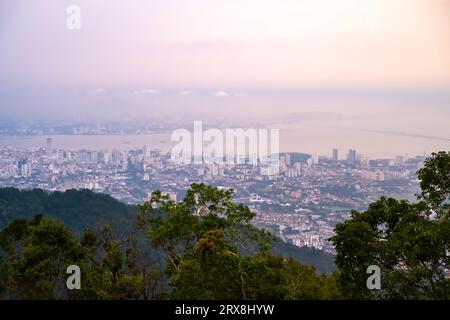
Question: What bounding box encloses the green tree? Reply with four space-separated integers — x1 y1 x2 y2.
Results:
71 226 164 300
138 184 264 271
282 258 342 299
0 216 164 300
139 183 339 300
242 252 286 300
169 229 244 299
331 151 450 299
2 216 84 299
417 151 450 209
138 184 285 299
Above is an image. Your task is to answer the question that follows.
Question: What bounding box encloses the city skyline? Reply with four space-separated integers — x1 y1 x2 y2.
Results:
0 140 424 253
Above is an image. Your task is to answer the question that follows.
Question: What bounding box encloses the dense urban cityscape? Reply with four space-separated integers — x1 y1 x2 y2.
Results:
0 136 423 253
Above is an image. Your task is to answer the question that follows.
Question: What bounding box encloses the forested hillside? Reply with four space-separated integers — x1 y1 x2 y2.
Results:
0 188 135 233
0 187 334 274
0 184 340 299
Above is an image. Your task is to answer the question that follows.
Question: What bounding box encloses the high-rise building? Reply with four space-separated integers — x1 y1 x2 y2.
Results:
46 137 53 149
103 151 111 164
90 151 98 162
332 149 339 162
348 149 357 163
143 145 151 157
46 137 53 157
143 145 152 164
18 159 31 177
122 151 129 171
285 153 291 166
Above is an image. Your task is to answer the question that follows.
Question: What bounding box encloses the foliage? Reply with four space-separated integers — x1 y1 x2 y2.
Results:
0 217 163 299
417 151 450 208
0 188 136 234
0 183 339 300
138 183 338 300
331 151 450 299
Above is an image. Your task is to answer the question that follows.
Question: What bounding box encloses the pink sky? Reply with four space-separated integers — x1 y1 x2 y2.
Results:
0 0 449 89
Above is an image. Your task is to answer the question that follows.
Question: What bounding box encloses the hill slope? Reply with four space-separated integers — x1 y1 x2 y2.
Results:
0 187 135 234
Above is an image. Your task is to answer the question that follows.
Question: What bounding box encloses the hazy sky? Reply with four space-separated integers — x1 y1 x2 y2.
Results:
0 0 449 121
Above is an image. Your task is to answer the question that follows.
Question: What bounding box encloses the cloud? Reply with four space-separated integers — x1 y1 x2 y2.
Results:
133 89 159 95
214 90 229 97
179 90 191 96
88 88 106 95
234 93 248 97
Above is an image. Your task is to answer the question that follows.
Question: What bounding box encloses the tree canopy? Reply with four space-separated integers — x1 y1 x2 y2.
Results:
331 151 450 299
137 183 339 300
0 183 339 299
